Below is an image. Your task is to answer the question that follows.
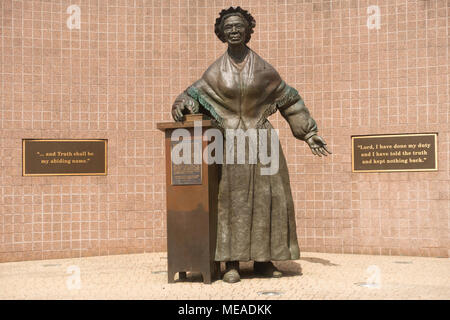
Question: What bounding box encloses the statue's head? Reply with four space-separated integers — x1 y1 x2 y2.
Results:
214 7 256 45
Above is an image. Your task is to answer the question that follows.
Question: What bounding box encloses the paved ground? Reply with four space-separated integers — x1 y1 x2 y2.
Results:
0 252 448 299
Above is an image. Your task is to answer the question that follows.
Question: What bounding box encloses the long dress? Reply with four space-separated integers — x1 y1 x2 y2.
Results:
180 48 318 262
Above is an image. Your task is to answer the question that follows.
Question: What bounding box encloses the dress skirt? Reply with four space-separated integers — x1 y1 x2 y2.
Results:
214 120 300 262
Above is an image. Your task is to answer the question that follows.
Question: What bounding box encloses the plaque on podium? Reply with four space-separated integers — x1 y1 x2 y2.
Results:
157 114 220 284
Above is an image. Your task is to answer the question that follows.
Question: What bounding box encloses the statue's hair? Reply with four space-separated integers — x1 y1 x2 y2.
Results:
214 7 256 44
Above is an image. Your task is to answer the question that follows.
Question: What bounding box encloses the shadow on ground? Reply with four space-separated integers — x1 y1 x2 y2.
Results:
170 257 340 283
238 261 303 280
299 257 340 266
172 261 303 283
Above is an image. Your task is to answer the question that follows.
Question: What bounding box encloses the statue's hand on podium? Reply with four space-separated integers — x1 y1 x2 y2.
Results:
172 93 199 122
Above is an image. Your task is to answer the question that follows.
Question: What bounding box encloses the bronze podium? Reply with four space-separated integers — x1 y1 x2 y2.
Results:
157 115 220 284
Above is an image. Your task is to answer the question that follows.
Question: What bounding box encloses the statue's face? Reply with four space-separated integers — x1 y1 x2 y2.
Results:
222 15 247 45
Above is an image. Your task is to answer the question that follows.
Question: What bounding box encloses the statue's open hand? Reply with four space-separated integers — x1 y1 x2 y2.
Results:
306 135 332 157
171 95 199 122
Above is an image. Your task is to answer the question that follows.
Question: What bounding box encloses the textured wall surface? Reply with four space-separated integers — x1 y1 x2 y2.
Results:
0 0 448 262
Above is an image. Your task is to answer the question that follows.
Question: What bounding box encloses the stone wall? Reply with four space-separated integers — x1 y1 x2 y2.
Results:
0 0 448 262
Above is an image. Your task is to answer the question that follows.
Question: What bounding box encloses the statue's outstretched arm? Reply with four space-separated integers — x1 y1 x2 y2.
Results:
280 97 331 157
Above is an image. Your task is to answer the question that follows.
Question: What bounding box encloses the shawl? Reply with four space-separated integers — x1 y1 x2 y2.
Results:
186 49 301 130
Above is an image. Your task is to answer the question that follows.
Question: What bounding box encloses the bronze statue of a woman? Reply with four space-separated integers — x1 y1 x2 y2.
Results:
172 7 331 283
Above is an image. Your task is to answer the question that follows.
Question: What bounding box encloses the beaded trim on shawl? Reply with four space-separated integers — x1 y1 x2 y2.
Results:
255 85 301 128
187 84 301 129
187 86 224 128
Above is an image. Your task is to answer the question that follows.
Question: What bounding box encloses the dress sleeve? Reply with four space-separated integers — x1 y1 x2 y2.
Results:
274 81 318 141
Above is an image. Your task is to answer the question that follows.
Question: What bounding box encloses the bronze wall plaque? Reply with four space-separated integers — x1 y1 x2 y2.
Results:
352 133 438 172
23 139 107 176
170 140 202 185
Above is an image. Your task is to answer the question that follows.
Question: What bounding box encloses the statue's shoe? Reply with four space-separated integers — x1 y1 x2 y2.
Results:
254 261 283 278
223 261 240 283
222 268 240 283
